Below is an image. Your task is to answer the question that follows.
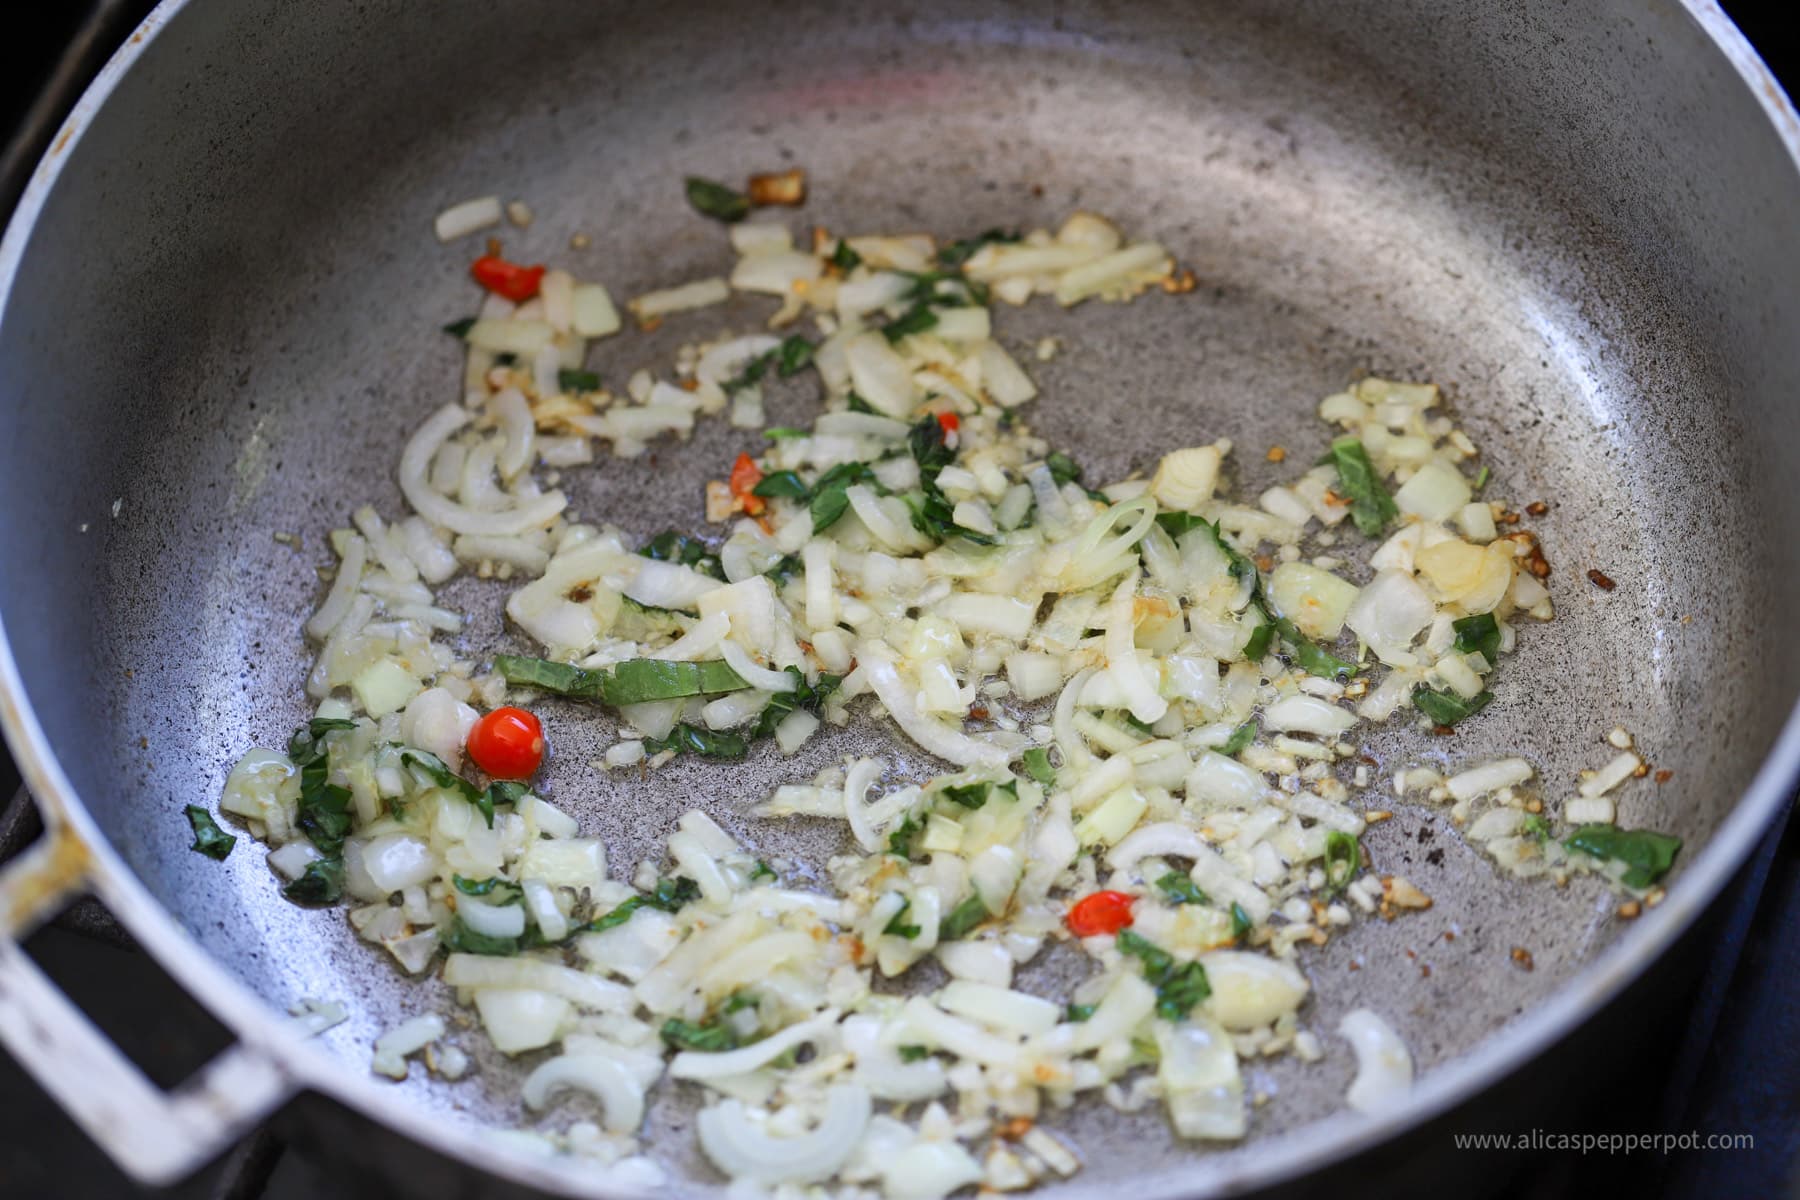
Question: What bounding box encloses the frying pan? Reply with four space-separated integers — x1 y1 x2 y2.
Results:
3 0 1799 1196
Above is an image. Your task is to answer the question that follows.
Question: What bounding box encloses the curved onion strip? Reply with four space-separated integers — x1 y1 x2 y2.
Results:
1063 495 1157 589
521 1053 645 1132
399 403 566 535
843 757 888 852
719 640 799 692
490 387 535 481
1105 574 1169 724
1052 668 1098 771
861 645 1008 769
305 533 367 640
650 612 730 661
696 1083 871 1186
1109 822 1209 874
671 1010 841 1081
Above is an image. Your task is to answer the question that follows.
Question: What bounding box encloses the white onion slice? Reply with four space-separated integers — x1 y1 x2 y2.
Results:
1339 1008 1414 1113
521 1053 646 1132
861 645 1008 769
399 404 566 535
671 1010 841 1081
696 1084 870 1185
719 640 798 692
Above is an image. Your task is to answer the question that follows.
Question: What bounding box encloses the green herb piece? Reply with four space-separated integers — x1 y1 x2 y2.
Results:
1156 872 1209 906
749 860 778 883
883 305 940 344
661 1017 738 1052
476 780 527 829
1562 825 1683 888
1474 465 1491 492
763 426 809 440
296 783 354 857
762 552 804 583
185 806 236 860
1229 902 1253 941
723 990 759 1014
898 1044 932 1062
940 893 991 940
638 530 725 579
283 857 345 905
1452 612 1501 663
1326 437 1399 536
1123 713 1157 739
1021 748 1057 789
644 723 749 760
1046 451 1083 487
1520 814 1551 843
584 876 701 933
887 813 924 860
809 460 878 534
883 898 922 939
749 668 842 740
684 176 750 223
941 781 996 810
830 239 862 271
1323 831 1361 894
1241 620 1274 662
845 391 877 415
493 654 609 699
751 470 809 500
1217 721 1257 757
442 317 475 339
1153 511 1208 538
904 416 995 545
604 659 751 706
1118 930 1211 1020
400 749 483 812
777 335 814 377
1411 685 1494 727
1065 1003 1097 1023
452 874 520 899
557 368 601 392
936 228 1021 268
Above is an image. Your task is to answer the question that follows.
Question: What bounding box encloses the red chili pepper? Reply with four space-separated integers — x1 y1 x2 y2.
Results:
1066 890 1135 937
470 255 546 303
729 452 765 516
936 411 960 434
466 706 546 780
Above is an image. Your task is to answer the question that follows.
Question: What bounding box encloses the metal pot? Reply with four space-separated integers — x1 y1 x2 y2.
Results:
2 1 1798 1195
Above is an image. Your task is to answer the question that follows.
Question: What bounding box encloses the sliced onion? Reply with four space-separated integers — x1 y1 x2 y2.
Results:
521 1053 646 1132
1339 1008 1414 1113
399 404 566 536
1105 574 1168 724
844 332 916 418
1108 822 1208 874
456 895 526 938
490 387 535 480
861 644 1008 769
696 1083 870 1185
671 1010 841 1080
444 954 630 1012
304 532 367 640
719 640 798 692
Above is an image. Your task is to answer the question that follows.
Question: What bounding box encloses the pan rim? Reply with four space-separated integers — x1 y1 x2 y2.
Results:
1 0 1797 1193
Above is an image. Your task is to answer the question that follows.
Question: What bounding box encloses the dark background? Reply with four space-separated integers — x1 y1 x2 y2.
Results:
0 2 1796 1197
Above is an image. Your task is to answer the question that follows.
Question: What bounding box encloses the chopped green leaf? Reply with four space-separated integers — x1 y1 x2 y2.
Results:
493 655 609 699
887 813 924 860
452 874 519 898
1046 452 1084 488
1065 1003 1097 1023
776 335 814 377
644 723 749 760
477 780 527 829
883 897 922 939
1229 902 1253 941
1520 814 1552 843
684 176 750 223
1021 747 1057 789
829 239 862 271
442 317 475 339
1452 612 1501 663
940 892 990 940
283 857 345 905
638 530 725 579
1323 830 1360 894
882 305 939 344
1118 930 1211 1020
749 668 842 740
584 876 700 933
1156 872 1209 906
660 1016 737 1052
1154 511 1209 538
1217 721 1257 757
941 781 995 810
296 783 354 857
763 426 809 440
751 470 810 500
557 368 601 392
937 228 1022 268
809 461 878 534
603 659 750 706
1563 825 1683 888
1411 685 1494 727
185 806 236 860
446 916 520 957
1474 465 1491 492
400 749 482 807
897 1044 933 1062
845 391 876 415
1326 437 1399 536
1241 620 1275 662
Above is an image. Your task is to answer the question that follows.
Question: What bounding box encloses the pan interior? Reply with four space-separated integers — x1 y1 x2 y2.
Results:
3 0 1798 1193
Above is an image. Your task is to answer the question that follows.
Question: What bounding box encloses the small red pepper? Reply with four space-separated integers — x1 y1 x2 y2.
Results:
729 452 765 516
470 255 546 303
1067 890 1135 937
936 411 960 434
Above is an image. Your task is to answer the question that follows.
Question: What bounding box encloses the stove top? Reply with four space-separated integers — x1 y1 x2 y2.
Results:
1 4 1796 1198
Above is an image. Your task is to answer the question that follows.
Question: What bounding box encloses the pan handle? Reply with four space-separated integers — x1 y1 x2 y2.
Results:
0 817 294 1185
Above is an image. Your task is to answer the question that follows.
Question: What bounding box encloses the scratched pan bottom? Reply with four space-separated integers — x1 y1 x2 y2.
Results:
5 0 1795 1196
